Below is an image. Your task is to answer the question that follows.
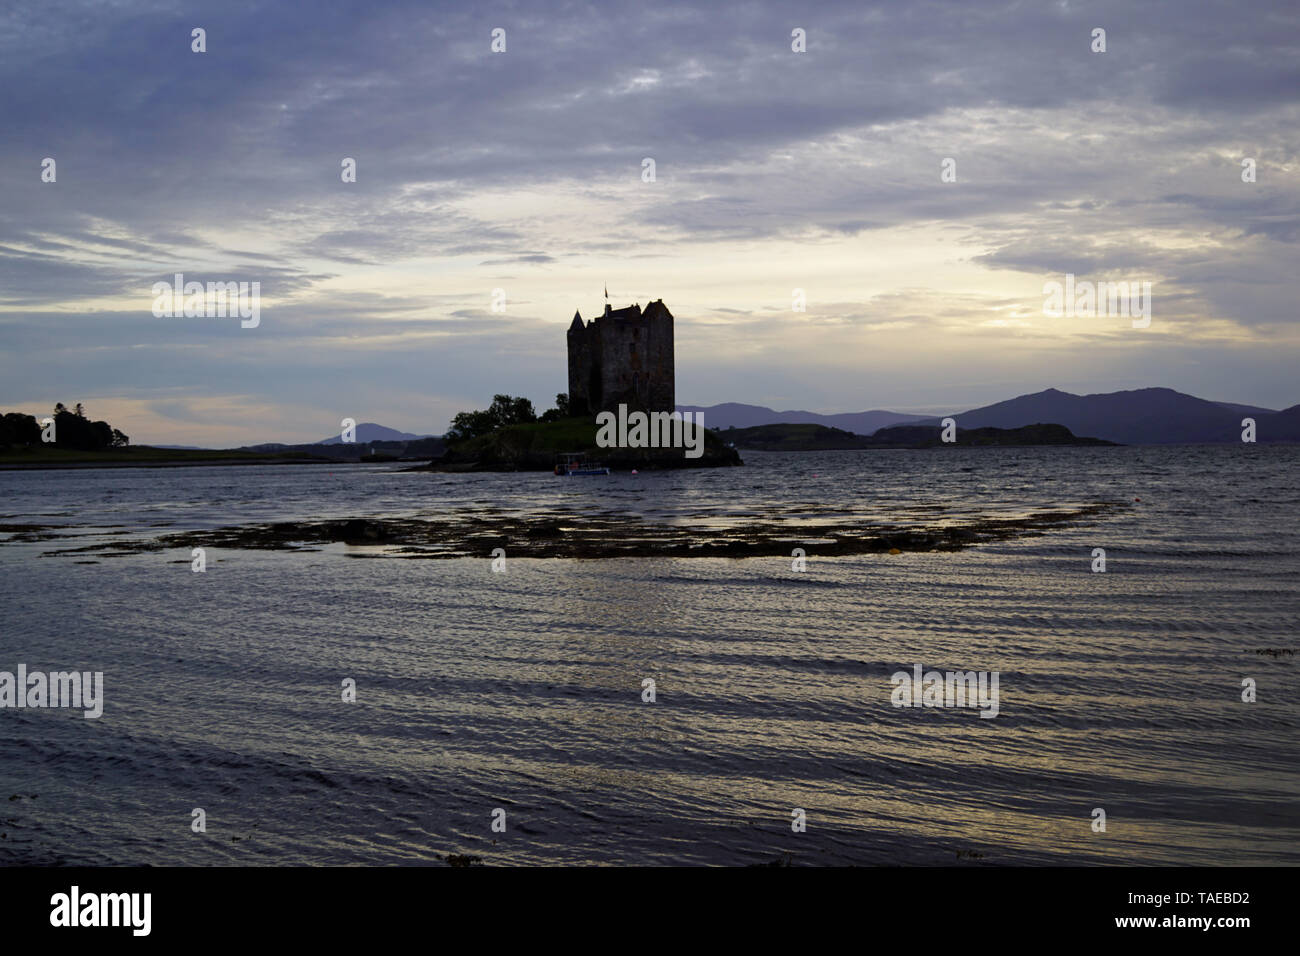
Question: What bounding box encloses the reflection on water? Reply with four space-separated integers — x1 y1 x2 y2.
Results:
1 445 1298 865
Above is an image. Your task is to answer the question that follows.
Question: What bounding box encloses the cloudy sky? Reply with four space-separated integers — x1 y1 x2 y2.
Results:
1 0 1297 444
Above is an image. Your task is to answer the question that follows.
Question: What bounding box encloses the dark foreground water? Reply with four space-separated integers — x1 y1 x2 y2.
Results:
1 444 1297 865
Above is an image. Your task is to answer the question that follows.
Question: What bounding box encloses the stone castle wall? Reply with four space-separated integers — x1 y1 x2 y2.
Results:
568 300 674 415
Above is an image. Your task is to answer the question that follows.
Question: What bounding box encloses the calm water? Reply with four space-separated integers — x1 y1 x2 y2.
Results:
1 445 1298 865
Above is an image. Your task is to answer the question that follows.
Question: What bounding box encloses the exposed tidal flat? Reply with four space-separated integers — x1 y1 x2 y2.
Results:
16 502 1118 560
1 445 1298 865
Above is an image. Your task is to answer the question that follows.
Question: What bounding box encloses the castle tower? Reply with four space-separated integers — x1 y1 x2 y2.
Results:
567 299 674 416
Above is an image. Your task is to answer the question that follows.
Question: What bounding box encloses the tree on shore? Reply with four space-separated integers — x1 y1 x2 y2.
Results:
0 405 129 451
0 412 42 447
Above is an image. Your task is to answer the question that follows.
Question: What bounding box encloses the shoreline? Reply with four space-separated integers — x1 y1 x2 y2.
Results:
0 457 384 471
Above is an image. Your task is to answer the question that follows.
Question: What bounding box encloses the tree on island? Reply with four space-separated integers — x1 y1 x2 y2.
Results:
447 394 538 441
538 393 570 423
446 393 579 441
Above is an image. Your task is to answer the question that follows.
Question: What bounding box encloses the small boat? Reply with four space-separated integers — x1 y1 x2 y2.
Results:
554 452 610 476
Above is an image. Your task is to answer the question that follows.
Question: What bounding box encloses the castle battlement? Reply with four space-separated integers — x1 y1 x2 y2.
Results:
567 298 675 416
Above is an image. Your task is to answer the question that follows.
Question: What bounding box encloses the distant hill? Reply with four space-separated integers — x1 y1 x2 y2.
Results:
241 435 445 460
677 402 928 435
316 423 434 445
724 423 873 450
724 421 1112 450
869 422 1114 447
916 387 1299 444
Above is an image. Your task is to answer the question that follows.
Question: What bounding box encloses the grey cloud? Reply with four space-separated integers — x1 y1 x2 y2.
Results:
2 0 1298 435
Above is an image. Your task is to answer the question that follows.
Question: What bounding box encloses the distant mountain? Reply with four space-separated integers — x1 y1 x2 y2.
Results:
1213 400 1278 417
316 423 434 445
1261 404 1300 441
678 402 928 435
916 387 1298 444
